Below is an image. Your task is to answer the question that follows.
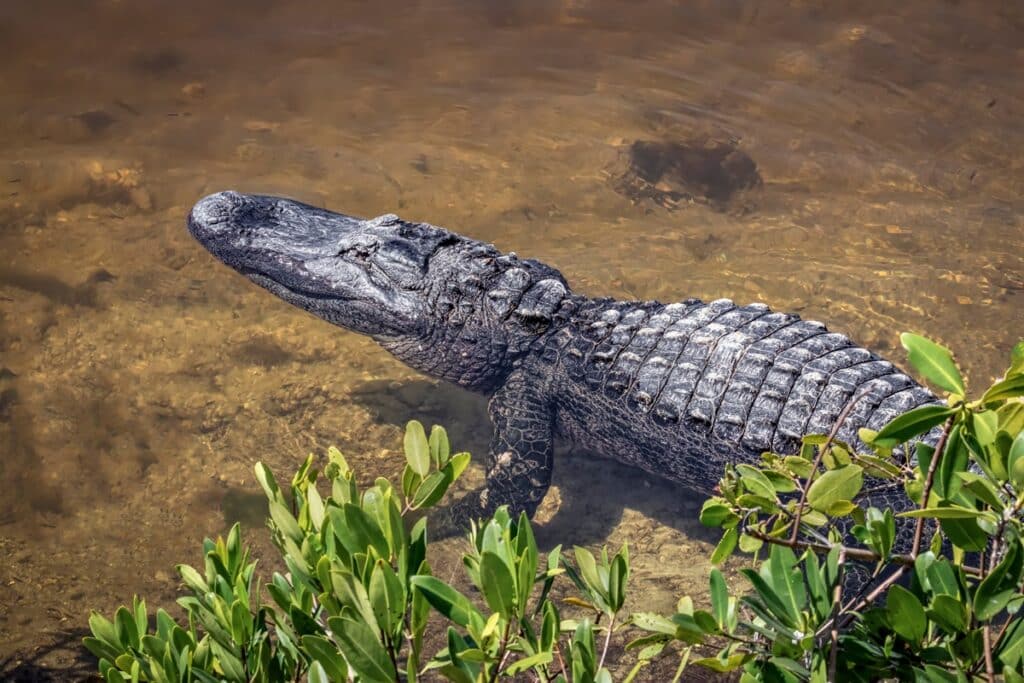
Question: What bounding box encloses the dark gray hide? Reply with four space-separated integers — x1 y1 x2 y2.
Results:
189 191 937 544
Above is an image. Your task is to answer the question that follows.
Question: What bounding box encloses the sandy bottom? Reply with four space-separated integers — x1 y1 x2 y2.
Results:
1 0 1023 679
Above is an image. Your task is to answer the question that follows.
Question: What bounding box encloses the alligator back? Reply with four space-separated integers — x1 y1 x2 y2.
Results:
544 297 938 493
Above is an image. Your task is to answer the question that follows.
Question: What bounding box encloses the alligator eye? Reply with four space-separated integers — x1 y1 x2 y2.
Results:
339 242 378 262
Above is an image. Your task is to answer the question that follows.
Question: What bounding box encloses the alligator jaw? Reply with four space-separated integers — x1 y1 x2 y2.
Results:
187 190 426 338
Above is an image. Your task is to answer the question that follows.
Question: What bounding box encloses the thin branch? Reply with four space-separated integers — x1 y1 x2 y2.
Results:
982 624 996 683
552 639 567 680
911 416 956 556
828 548 846 683
743 528 981 577
839 566 909 629
789 392 867 544
597 614 616 673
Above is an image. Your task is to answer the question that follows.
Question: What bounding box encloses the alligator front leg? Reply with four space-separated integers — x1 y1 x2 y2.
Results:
448 368 555 525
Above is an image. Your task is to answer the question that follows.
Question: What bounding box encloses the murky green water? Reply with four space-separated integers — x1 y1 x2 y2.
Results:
2 0 1023 676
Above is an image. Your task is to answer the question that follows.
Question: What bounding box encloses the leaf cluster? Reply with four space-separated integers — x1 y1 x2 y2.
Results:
673 336 1024 681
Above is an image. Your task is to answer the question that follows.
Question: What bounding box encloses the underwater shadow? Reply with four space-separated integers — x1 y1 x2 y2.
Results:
347 378 722 549
0 627 94 682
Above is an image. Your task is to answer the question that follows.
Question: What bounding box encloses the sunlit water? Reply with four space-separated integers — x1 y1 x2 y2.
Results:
2 0 1023 675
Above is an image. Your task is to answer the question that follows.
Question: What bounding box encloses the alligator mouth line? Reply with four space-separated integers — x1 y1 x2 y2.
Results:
240 268 352 303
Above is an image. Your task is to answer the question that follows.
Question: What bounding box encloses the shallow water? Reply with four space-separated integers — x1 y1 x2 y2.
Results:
2 0 1023 676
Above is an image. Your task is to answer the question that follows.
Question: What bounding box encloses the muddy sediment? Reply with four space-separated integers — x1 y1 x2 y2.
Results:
2 1 1023 679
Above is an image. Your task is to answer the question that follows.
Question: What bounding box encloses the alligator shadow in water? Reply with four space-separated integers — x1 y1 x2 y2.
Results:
0 626 93 682
348 379 719 548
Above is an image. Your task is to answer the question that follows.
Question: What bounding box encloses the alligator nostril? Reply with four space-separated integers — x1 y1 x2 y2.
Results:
188 191 246 238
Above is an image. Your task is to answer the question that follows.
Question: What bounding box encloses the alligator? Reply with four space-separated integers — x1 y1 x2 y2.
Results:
188 190 937 526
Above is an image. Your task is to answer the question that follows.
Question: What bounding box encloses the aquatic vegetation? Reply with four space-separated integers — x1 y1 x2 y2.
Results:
85 336 1024 682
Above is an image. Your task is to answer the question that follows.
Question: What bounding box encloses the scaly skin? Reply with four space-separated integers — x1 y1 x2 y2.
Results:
188 191 938 528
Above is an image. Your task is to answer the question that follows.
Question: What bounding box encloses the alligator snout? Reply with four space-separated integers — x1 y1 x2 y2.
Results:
187 190 247 241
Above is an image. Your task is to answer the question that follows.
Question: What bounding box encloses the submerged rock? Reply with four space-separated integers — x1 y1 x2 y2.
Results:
610 138 762 213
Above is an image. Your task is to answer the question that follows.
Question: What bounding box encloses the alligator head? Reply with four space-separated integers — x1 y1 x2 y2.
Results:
188 191 571 391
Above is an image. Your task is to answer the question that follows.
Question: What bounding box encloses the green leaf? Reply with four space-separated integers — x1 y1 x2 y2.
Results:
975 542 1022 621
572 547 604 599
608 551 628 613
479 551 517 618
940 516 988 552
301 635 349 682
254 462 282 502
1009 432 1024 488
410 469 452 510
690 653 751 672
88 611 121 650
410 576 484 631
997 618 1024 671
983 375 1024 405
806 465 863 513
328 616 397 683
114 607 141 652
269 500 304 543
307 661 329 683
505 651 554 676
178 564 208 595
404 420 431 477
897 505 985 519
699 500 736 527
765 545 805 623
957 471 1004 511
711 527 738 565
339 503 390 560
448 452 471 481
900 332 965 396
368 560 405 636
82 636 120 664
871 404 955 448
709 569 729 630
926 594 966 634
401 465 422 502
936 426 970 499
887 584 926 643
429 425 450 467
735 464 776 500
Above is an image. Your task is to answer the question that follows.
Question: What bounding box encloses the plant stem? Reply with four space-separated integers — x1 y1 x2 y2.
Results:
789 393 866 545
911 416 955 556
828 548 845 682
743 528 981 577
982 624 996 683
597 613 616 673
553 639 568 680
494 618 514 680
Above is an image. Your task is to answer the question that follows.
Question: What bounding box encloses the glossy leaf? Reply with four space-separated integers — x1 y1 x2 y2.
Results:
939 516 988 552
404 420 431 477
887 585 926 643
975 542 1022 621
927 595 966 634
410 469 452 510
806 465 863 513
1009 431 1024 488
897 505 986 519
479 551 517 618
410 576 484 631
711 527 738 565
900 332 965 396
871 404 954 448
428 425 450 467
328 616 397 683
983 375 1024 405
301 635 349 682
735 464 776 500
709 569 729 630
505 651 554 676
